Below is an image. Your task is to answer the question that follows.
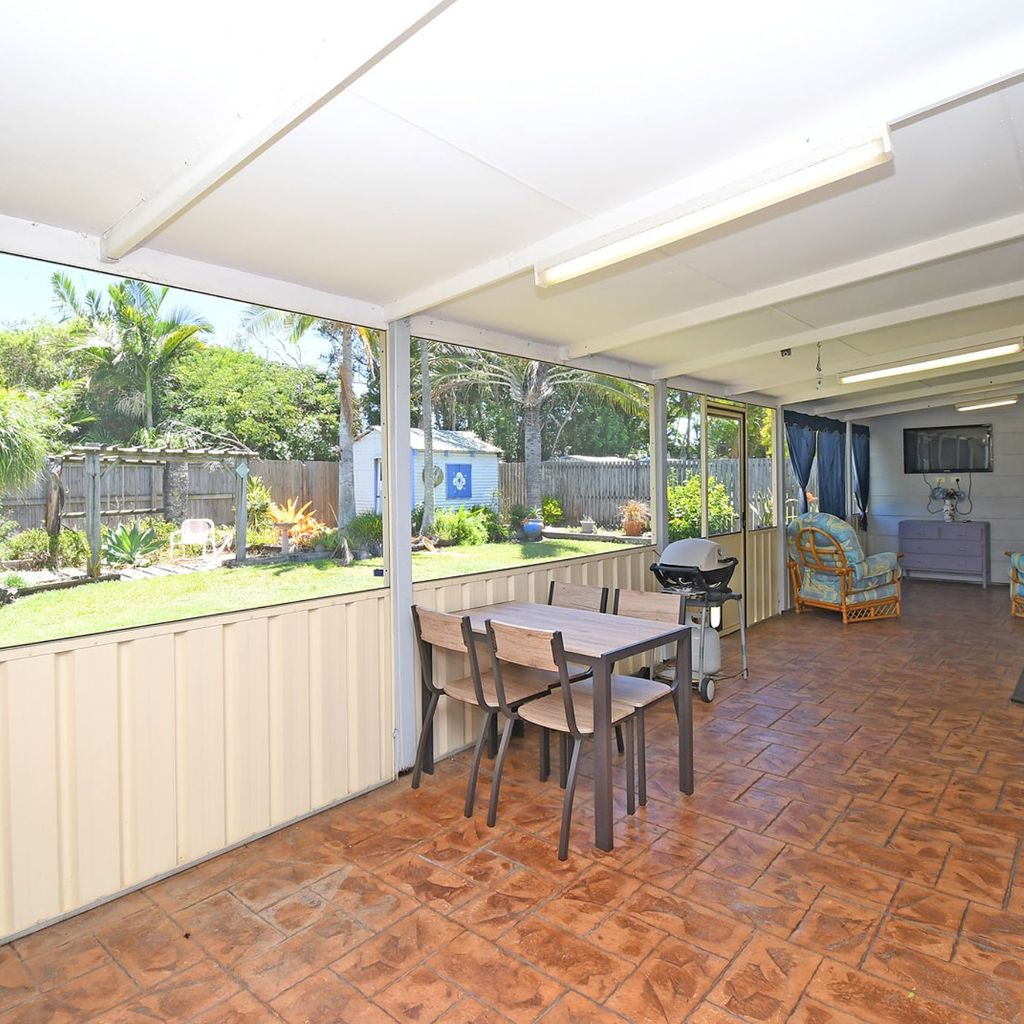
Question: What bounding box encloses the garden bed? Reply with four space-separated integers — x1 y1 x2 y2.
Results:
542 527 652 545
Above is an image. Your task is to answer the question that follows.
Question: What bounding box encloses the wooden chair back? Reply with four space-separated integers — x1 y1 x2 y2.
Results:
613 588 686 624
548 581 608 613
485 619 581 733
412 606 484 702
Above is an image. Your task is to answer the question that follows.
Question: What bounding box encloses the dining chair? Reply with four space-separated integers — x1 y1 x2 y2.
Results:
573 589 686 806
411 606 556 817
484 618 637 860
546 581 618 745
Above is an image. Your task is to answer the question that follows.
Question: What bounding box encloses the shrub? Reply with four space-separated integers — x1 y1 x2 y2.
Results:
508 503 529 526
667 475 737 540
434 505 488 546
470 504 509 542
246 524 278 550
3 572 26 589
411 503 424 534
102 522 164 567
541 496 565 526
247 475 273 528
343 513 384 556
3 527 89 568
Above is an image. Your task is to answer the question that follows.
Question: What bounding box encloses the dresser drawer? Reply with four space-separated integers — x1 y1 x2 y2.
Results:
899 520 940 540
939 522 986 541
902 553 983 573
902 538 984 558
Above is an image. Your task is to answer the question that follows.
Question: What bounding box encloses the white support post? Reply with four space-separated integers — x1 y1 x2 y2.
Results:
383 318 416 773
775 406 789 613
699 395 709 537
649 381 669 553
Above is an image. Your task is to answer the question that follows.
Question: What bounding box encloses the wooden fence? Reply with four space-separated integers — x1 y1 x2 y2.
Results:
2 460 339 531
499 458 774 527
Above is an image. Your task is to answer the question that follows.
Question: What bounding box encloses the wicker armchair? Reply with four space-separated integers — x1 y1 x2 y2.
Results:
786 512 901 623
1008 552 1024 618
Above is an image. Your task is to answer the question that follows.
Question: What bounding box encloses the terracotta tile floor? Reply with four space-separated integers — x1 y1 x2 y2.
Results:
3 581 1023 1023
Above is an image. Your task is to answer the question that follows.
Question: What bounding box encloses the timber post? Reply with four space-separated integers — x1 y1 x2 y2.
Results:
84 450 102 577
234 459 249 565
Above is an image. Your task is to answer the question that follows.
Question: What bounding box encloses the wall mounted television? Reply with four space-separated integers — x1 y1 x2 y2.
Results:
903 424 993 474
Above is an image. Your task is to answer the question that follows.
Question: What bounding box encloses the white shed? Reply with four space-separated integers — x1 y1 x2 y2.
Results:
353 427 502 514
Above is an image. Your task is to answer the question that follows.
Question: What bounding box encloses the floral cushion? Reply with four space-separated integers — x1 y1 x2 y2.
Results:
798 572 898 606
1010 552 1024 596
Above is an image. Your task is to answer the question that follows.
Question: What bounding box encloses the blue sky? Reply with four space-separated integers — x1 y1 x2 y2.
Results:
0 251 330 366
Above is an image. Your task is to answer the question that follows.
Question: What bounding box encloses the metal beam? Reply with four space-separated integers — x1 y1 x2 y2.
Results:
570 213 1024 359
100 1 456 260
654 280 1024 380
383 318 416 773
649 382 669 551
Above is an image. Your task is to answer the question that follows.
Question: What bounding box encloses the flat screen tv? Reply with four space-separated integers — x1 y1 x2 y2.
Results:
903 424 993 474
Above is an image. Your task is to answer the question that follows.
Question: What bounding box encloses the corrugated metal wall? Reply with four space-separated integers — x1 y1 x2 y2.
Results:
0 587 392 941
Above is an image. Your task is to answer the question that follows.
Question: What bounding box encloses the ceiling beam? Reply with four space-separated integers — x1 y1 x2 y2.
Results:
804 366 1024 417
570 214 1024 360
727 324 1024 405
408 315 656 383
99 1 456 261
654 279 1024 381
838 383 1024 420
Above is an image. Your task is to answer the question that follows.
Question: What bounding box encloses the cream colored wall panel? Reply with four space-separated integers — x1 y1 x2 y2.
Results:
175 626 227 863
268 611 312 823
223 618 271 844
746 529 780 625
3 656 61 929
119 636 178 885
349 597 387 792
309 606 349 808
0 667 11 936
60 647 121 908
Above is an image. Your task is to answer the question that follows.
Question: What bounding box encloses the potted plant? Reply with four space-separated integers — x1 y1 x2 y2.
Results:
580 514 596 535
521 506 544 541
620 499 650 537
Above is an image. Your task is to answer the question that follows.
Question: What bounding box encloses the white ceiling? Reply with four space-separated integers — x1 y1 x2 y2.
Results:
2 0 1024 418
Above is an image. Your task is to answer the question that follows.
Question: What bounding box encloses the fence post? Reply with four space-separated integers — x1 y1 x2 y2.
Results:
233 459 249 565
84 451 102 578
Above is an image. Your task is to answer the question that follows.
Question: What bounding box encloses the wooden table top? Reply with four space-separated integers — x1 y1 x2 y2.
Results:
461 600 689 661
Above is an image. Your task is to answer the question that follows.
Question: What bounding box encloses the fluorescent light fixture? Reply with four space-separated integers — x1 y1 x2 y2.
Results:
956 396 1018 412
535 129 893 287
839 341 1023 385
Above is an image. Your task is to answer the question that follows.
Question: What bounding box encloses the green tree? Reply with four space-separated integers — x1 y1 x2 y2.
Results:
52 273 212 430
667 475 736 540
241 309 379 527
162 347 339 459
0 387 48 490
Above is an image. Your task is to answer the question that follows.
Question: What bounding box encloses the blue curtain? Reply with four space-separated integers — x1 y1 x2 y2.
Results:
852 425 870 530
817 428 846 518
784 412 817 513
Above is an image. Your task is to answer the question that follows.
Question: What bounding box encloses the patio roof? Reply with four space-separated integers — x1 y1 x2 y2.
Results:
2 3 1024 416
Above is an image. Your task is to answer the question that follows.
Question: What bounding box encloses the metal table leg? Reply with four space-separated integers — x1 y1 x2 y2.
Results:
591 658 614 851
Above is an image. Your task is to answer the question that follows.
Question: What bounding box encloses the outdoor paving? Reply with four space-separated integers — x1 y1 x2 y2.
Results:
2 580 1023 1022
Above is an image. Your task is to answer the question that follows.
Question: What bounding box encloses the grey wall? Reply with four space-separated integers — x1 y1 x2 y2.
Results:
863 403 1024 585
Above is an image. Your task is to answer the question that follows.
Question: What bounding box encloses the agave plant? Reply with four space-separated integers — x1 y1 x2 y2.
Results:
101 522 164 567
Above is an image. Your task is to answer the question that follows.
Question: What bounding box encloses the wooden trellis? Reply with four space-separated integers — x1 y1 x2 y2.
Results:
57 444 254 577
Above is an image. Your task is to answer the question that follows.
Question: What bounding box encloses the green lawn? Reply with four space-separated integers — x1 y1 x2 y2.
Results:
0 539 627 648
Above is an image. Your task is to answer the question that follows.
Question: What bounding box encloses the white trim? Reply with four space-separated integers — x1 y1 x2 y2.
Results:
0 213 385 329
650 382 669 551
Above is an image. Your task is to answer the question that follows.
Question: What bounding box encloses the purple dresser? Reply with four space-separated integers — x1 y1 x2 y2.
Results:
898 519 990 587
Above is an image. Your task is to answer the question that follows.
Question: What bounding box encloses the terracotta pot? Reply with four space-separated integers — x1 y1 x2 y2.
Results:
623 519 646 537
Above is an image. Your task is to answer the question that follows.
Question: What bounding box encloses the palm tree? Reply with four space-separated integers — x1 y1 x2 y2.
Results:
52 273 211 430
0 387 47 491
241 308 379 529
433 350 645 511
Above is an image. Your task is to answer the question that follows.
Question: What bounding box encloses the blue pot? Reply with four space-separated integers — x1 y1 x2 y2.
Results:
521 519 544 541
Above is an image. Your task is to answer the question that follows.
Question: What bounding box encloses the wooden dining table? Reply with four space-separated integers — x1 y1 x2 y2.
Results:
453 600 694 853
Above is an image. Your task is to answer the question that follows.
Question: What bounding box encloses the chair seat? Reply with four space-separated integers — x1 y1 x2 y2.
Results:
518 690 634 734
567 662 592 682
573 674 672 709
444 665 555 708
